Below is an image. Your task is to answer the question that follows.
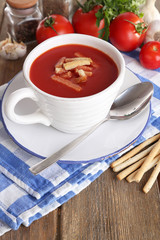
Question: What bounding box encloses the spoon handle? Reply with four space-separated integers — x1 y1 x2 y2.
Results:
29 116 109 175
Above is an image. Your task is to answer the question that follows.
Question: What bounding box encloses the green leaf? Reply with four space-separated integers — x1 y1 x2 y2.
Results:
95 8 104 27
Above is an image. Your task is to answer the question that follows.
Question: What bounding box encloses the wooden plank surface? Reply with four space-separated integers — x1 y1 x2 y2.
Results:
60 169 160 240
0 1 160 239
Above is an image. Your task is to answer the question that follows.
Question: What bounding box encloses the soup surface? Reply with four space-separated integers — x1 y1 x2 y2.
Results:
30 44 118 98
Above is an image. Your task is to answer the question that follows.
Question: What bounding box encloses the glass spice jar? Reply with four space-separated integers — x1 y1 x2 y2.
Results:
51 0 86 21
4 0 43 44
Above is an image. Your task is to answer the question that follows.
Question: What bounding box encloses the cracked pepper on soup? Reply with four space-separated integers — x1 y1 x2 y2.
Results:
30 44 118 98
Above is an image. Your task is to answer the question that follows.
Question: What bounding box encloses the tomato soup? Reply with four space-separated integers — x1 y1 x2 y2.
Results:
30 44 118 98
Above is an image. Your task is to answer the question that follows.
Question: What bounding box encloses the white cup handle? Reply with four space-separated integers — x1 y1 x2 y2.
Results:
5 88 51 126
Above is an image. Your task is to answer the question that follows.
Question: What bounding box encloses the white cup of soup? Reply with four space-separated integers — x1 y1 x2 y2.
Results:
5 34 125 133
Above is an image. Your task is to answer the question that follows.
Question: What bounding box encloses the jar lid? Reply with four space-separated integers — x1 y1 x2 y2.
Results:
6 0 38 9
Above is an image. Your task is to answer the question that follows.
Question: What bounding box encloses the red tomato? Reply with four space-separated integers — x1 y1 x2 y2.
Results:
36 14 74 44
139 41 160 69
109 12 147 52
72 5 105 37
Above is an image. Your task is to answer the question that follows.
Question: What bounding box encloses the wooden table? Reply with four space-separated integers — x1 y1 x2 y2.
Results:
0 1 160 239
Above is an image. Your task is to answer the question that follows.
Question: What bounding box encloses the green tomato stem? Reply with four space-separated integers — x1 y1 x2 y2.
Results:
44 16 58 35
125 19 148 34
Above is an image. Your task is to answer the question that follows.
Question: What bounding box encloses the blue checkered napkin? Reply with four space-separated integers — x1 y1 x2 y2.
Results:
0 51 160 236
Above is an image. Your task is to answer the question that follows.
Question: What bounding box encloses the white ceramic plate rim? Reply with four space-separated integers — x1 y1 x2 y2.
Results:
1 69 151 164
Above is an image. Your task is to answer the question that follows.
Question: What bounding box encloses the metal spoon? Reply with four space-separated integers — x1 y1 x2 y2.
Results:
29 82 153 175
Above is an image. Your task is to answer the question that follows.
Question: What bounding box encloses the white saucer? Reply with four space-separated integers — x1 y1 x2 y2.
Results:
1 69 150 163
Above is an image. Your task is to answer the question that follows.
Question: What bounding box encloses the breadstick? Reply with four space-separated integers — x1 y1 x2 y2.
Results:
76 65 93 71
63 59 92 70
55 67 66 74
51 75 82 92
65 57 92 62
126 154 160 183
117 157 145 180
126 170 139 183
113 143 156 172
55 57 66 68
74 52 85 57
143 157 160 193
134 138 160 182
111 133 160 168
